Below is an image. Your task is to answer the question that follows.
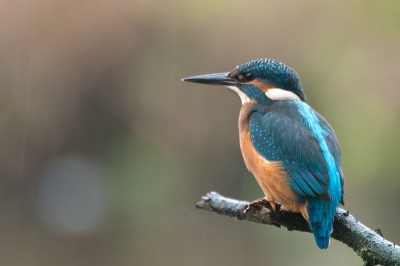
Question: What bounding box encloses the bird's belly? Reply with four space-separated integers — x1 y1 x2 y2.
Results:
238 111 304 214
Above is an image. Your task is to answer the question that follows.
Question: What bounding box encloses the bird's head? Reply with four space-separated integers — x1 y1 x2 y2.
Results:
183 59 306 104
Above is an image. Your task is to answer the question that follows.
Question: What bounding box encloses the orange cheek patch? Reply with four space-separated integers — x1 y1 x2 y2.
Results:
249 79 276 93
228 71 239 79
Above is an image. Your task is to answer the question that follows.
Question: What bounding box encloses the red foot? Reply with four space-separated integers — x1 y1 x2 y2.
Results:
244 197 277 213
265 197 276 212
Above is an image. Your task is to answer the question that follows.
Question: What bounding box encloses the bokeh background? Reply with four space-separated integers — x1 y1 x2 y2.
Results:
1 0 400 265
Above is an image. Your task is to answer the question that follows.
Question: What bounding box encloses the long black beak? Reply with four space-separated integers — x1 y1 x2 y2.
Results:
182 72 237 86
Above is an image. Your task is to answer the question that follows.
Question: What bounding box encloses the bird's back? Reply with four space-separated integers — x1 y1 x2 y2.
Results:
241 99 344 249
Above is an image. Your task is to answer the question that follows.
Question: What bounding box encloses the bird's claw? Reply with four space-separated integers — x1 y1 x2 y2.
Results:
244 197 276 213
244 198 280 228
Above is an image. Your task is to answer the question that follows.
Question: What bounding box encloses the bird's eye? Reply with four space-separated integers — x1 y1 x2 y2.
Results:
236 73 254 82
245 73 254 81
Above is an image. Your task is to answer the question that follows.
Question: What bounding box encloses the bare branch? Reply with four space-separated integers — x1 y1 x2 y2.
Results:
196 192 400 266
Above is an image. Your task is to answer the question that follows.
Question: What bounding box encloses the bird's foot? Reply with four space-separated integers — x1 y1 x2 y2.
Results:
265 198 277 211
244 197 277 213
244 197 280 228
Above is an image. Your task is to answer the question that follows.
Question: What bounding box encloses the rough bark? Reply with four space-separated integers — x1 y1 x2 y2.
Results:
196 191 400 266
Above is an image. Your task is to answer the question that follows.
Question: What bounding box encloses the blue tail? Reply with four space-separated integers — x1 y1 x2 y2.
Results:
307 197 338 249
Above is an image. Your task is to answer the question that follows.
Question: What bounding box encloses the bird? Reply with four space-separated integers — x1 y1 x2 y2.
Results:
182 59 345 249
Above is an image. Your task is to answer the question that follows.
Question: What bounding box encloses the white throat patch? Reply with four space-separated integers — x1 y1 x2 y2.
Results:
226 86 249 104
225 86 300 104
265 88 300 101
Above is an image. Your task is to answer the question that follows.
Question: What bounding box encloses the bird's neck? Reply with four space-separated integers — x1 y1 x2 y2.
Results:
238 101 256 132
238 100 257 170
238 84 271 105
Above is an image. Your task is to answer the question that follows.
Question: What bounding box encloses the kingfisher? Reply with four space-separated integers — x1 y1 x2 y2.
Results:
182 59 345 249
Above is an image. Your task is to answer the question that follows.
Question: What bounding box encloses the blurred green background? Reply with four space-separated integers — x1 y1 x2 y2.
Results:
1 0 399 265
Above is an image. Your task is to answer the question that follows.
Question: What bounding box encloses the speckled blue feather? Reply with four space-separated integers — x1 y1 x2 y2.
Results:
293 101 342 249
249 100 343 249
234 59 306 101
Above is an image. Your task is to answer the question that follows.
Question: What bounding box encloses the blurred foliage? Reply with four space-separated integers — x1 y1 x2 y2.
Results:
0 0 399 265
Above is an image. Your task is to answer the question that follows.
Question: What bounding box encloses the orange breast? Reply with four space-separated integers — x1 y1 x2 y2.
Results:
238 102 308 220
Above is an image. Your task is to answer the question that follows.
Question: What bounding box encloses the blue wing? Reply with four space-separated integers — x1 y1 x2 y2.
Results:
249 102 343 202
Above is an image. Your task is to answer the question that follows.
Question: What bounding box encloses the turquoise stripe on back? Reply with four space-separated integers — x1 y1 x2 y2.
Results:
292 101 342 249
293 101 341 199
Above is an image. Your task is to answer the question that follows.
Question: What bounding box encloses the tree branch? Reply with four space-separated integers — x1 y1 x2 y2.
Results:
196 192 400 266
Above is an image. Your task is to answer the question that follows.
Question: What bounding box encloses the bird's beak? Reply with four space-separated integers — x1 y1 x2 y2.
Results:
182 72 237 86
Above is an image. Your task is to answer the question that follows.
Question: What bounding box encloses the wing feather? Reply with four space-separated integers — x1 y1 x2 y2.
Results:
249 107 341 201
